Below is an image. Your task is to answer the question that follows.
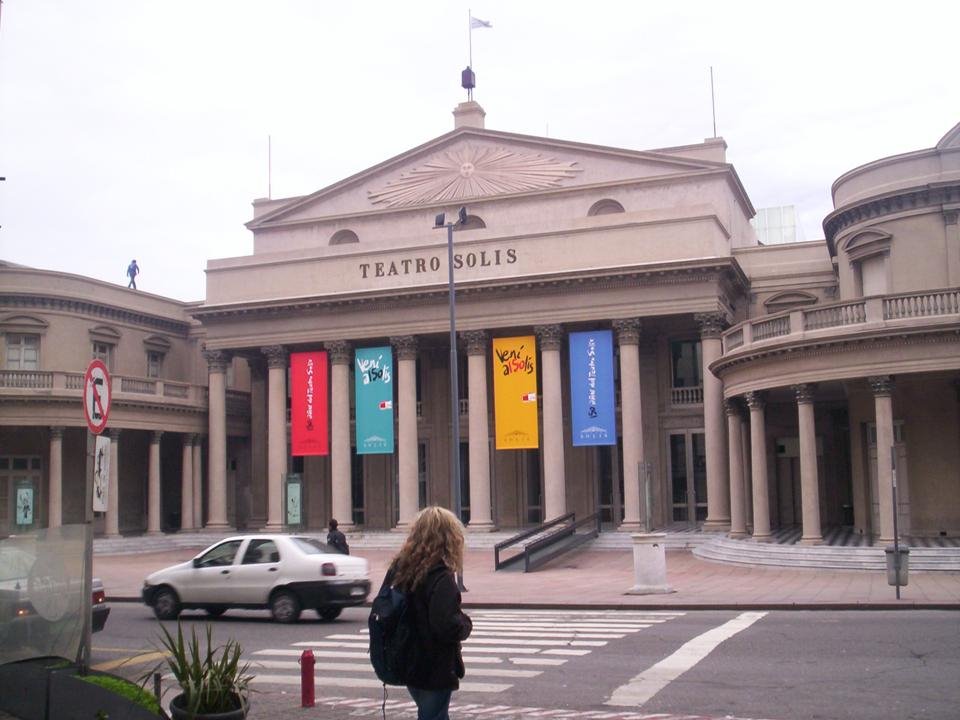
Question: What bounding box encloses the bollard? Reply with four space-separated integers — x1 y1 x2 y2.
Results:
299 649 315 707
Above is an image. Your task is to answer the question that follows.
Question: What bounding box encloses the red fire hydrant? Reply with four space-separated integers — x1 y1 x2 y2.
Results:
300 649 315 707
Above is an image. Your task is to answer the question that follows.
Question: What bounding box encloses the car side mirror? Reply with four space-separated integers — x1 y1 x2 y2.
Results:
192 558 201 568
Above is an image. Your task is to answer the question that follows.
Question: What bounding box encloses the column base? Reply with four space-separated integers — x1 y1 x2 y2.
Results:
751 533 774 543
466 521 497 533
800 535 824 546
203 523 234 532
617 521 645 533
261 523 286 533
728 530 749 539
145 530 164 536
702 519 731 532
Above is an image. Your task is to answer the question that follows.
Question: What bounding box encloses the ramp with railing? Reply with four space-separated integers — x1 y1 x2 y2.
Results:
493 512 600 572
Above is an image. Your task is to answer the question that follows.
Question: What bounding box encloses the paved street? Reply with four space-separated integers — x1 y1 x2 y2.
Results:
95 604 960 720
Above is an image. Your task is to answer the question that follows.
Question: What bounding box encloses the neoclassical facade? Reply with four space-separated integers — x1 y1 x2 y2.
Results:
3 106 958 544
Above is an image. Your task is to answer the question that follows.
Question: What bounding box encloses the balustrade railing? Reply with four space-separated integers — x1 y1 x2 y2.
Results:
885 289 960 320
725 328 744 352
671 386 703 405
0 370 52 389
65 373 85 390
752 315 790 341
162 382 190 398
121 377 157 394
804 301 866 330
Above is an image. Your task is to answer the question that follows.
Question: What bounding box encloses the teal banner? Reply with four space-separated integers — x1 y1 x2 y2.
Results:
354 346 394 454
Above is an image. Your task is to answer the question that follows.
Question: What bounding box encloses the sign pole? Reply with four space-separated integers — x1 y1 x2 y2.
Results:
891 446 901 600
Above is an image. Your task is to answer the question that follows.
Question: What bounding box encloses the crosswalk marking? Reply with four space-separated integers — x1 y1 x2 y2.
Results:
247 609 686 700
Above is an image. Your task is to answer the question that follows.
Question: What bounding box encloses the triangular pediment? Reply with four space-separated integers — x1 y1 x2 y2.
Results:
248 127 727 229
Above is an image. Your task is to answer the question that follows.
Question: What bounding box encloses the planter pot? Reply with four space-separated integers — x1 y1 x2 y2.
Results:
49 670 161 720
0 656 76 720
169 693 248 720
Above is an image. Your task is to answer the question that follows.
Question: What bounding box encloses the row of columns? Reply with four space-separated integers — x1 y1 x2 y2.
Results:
724 375 897 544
46 427 203 535
204 313 711 532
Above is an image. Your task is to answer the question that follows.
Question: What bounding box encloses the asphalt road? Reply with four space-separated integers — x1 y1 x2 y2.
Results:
94 603 960 720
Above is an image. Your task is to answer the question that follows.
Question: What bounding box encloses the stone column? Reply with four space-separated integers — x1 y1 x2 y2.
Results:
535 324 566 521
794 383 823 544
391 335 419 529
696 312 730 531
247 356 268 529
463 330 494 530
326 341 354 530
192 438 203 528
746 391 772 541
262 345 288 531
204 350 231 529
869 375 896 543
945 208 960 286
614 318 643 530
147 430 163 535
105 428 121 537
725 400 748 538
48 427 64 529
180 434 195 532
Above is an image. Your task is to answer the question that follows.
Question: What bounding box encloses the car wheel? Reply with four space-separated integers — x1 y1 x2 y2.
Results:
205 607 227 618
153 587 181 620
270 590 301 623
317 606 342 621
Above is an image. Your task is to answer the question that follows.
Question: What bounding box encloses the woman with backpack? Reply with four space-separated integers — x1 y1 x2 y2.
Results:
378 505 472 720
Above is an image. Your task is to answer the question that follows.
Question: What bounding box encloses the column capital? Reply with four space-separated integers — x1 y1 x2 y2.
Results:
108 427 122 441
461 329 489 355
534 324 564 351
868 375 895 397
325 340 352 365
185 432 198 445
49 426 65 440
261 345 287 369
203 349 232 373
612 318 642 346
695 312 728 339
745 390 766 410
150 430 164 444
793 383 817 403
944 208 959 226
390 335 419 361
723 398 744 417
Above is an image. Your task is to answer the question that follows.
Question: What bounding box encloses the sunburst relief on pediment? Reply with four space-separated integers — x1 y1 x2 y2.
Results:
367 144 581 208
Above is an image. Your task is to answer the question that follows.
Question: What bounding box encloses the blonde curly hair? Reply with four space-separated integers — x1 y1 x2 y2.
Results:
391 506 465 591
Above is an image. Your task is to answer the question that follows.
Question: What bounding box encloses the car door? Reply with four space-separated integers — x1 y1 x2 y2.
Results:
181 539 243 604
228 538 282 604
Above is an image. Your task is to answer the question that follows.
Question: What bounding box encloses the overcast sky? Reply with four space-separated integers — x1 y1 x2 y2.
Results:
1 1 956 301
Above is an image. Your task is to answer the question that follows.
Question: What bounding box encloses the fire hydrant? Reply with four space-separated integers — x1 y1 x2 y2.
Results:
300 649 315 707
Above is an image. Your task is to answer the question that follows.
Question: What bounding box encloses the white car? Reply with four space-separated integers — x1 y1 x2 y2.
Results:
141 535 370 623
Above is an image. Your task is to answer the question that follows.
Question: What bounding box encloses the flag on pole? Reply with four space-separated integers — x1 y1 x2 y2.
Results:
470 16 492 29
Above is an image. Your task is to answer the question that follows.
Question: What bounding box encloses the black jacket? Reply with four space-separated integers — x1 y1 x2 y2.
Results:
406 564 472 690
326 529 349 554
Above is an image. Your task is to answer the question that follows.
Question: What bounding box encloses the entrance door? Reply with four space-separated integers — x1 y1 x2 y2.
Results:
524 451 542 525
0 457 42 535
669 431 706 525
866 421 910 535
597 445 623 526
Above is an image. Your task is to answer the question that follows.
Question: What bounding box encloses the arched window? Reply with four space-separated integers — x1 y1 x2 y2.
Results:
763 291 819 315
329 229 359 245
587 199 625 216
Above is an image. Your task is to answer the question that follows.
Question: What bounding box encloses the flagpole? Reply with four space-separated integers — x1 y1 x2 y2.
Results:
468 9 473 68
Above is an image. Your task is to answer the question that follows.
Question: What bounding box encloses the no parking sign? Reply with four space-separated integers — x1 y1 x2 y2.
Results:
83 359 111 434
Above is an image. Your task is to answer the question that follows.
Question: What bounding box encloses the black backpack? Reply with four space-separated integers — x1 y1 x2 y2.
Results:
368 576 418 686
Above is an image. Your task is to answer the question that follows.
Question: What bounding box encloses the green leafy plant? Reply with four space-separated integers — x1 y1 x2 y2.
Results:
144 622 253 717
79 674 162 715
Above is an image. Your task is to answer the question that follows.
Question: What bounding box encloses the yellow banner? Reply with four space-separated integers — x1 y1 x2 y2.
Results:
493 335 539 449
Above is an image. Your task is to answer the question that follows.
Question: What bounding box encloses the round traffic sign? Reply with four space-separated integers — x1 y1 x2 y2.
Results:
83 359 112 434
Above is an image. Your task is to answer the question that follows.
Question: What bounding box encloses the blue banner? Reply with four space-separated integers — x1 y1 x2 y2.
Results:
568 330 616 446
354 346 394 454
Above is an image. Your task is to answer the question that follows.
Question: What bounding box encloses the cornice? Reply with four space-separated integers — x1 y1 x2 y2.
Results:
0 294 191 335
194 259 749 322
823 181 960 256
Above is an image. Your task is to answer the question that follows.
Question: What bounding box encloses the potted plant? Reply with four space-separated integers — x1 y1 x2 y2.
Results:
146 622 253 720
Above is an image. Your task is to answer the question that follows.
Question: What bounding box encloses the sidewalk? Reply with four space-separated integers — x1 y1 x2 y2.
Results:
96 544 960 609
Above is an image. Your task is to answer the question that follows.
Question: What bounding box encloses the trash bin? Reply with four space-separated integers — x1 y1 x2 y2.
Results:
627 533 674 595
885 544 910 586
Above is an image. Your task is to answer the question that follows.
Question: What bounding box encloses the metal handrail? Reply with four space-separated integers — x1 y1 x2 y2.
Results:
494 512 575 570
522 512 600 572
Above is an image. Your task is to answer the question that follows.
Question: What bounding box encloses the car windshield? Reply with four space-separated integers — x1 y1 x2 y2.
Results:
291 537 337 555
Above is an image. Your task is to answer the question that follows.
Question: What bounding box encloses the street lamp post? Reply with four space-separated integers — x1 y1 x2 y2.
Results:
435 207 468 590
435 207 468 521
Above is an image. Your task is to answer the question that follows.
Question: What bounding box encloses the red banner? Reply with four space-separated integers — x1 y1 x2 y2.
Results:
291 351 328 456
